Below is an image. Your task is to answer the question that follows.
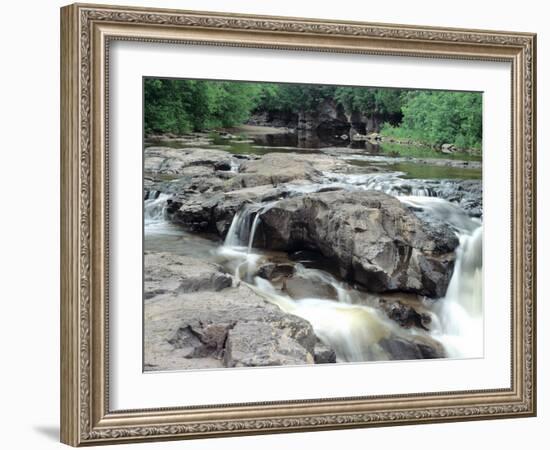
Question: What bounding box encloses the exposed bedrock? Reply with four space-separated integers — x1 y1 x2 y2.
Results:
225 152 345 189
144 252 319 371
144 252 233 297
144 146 233 175
163 153 348 235
248 100 400 137
259 190 458 297
167 184 287 235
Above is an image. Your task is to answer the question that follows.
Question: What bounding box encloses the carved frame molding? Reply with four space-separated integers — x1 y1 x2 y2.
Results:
60 3 536 446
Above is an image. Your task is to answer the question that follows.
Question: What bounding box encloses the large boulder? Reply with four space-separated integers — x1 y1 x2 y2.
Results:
259 190 458 297
167 184 287 235
144 283 317 371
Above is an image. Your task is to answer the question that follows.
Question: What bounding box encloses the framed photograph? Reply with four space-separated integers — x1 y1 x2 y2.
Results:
60 3 537 446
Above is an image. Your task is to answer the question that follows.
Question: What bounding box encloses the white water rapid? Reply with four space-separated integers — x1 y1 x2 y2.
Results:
146 170 483 363
144 192 171 226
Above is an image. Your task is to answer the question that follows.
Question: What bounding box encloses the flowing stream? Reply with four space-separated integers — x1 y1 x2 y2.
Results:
144 133 483 363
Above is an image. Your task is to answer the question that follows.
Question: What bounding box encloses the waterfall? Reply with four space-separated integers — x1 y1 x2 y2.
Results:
145 148 484 363
224 201 277 250
293 264 353 304
248 212 262 253
229 159 240 173
252 277 395 362
391 194 483 358
431 226 483 358
223 209 247 247
323 171 481 211
144 192 171 225
223 206 257 248
221 203 269 283
399 196 480 234
323 171 435 197
217 188 484 361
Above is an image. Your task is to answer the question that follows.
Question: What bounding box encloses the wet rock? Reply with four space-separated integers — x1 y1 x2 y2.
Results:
378 298 431 330
214 160 232 171
379 336 446 360
144 252 232 296
402 192 482 232
256 263 295 281
314 341 337 364
168 184 287 235
283 275 338 300
144 284 317 371
260 190 458 297
166 193 225 233
289 250 328 263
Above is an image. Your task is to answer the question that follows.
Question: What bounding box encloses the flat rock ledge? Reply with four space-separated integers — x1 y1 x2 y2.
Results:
144 253 318 371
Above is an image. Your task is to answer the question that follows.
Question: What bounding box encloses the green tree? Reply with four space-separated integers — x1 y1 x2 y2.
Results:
381 91 482 148
334 87 405 117
144 78 264 134
144 79 482 150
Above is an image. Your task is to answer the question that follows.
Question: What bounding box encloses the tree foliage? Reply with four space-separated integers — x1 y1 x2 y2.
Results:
333 87 405 117
381 91 482 148
144 78 262 134
144 78 482 148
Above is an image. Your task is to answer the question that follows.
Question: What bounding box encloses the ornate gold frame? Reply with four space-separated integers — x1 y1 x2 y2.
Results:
60 2 537 446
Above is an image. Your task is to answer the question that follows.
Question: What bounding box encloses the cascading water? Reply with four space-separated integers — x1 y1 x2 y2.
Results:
431 226 483 358
144 192 171 225
399 196 481 233
323 171 481 213
398 195 483 358
292 264 353 304
145 160 483 363
223 203 272 249
221 203 274 282
252 277 397 362
248 212 262 253
214 173 484 361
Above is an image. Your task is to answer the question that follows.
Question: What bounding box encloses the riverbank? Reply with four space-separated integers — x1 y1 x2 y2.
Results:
143 126 483 370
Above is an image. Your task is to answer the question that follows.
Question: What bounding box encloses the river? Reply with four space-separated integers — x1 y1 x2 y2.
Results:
144 127 483 363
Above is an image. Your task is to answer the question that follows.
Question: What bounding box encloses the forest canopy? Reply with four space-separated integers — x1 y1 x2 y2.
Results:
144 78 482 149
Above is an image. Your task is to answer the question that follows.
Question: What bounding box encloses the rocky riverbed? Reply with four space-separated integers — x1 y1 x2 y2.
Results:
143 127 483 371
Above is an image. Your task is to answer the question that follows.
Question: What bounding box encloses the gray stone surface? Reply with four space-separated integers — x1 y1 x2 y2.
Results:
144 252 232 297
144 146 232 175
260 190 458 297
144 283 317 371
